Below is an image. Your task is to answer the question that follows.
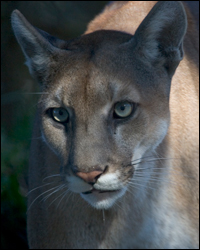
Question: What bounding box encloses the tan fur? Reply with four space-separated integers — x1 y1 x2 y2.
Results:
87 1 199 241
11 1 199 248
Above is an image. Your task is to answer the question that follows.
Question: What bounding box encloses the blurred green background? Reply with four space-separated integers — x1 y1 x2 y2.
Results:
1 1 107 248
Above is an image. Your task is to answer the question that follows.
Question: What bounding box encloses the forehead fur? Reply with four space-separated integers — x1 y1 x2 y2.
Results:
45 30 170 109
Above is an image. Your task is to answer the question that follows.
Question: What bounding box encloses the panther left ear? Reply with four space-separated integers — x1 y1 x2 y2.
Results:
132 1 187 78
11 10 68 86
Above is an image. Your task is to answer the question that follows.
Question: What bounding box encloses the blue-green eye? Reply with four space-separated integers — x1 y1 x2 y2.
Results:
114 101 133 118
52 108 69 123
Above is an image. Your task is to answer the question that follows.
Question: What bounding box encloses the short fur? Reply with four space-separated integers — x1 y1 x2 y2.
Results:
11 1 199 248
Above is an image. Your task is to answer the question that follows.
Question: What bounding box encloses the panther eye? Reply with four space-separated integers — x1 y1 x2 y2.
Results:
51 108 69 123
114 101 134 118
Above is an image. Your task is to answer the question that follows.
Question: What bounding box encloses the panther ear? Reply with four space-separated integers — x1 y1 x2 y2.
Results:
11 10 67 85
133 1 187 78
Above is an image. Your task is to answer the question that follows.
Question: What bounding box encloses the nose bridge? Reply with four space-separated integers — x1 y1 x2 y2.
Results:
73 119 108 170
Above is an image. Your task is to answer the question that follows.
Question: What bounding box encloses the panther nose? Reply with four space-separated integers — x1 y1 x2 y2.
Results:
76 170 103 184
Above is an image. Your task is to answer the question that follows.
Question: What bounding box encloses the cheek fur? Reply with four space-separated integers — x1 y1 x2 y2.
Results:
41 122 68 157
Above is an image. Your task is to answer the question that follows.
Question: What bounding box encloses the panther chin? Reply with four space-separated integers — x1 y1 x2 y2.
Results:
80 188 126 210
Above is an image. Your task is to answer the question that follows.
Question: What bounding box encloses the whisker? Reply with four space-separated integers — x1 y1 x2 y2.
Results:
124 186 135 196
43 174 61 182
27 184 62 212
114 200 124 212
150 179 189 188
128 180 157 191
42 184 66 202
64 192 77 210
132 157 180 166
126 182 153 196
134 170 195 179
46 190 65 208
131 155 157 163
27 182 55 196
135 175 188 187
56 188 70 209
126 185 144 197
64 190 73 206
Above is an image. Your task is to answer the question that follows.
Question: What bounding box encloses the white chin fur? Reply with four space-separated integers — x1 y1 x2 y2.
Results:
80 188 126 210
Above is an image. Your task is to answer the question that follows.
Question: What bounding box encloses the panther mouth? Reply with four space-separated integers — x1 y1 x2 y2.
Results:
82 188 120 195
80 187 126 209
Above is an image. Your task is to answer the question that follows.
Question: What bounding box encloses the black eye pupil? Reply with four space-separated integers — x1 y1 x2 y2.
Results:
114 101 137 119
51 108 69 123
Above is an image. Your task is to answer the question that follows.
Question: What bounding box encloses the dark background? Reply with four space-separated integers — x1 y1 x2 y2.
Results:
1 1 107 248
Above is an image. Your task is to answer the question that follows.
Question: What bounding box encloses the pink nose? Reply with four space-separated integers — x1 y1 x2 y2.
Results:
76 170 103 184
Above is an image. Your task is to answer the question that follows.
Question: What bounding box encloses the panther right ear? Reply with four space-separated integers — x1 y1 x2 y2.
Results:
11 10 67 85
132 1 187 78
